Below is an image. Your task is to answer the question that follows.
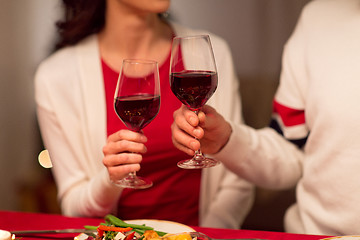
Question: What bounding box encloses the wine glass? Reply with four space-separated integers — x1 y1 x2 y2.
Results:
114 59 161 189
169 35 220 169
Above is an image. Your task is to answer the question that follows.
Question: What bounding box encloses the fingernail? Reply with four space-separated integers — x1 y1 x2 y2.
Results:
193 129 201 137
189 116 197 125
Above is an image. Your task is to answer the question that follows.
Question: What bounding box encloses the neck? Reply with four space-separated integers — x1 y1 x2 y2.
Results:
98 2 172 70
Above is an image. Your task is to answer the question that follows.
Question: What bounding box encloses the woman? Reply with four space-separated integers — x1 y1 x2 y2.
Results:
35 0 253 228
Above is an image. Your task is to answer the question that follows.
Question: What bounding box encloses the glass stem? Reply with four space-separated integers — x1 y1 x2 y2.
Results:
193 109 205 159
194 145 205 159
127 130 141 179
125 171 137 183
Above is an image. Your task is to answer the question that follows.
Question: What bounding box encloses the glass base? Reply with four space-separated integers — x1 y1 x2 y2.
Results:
115 175 153 189
177 155 220 169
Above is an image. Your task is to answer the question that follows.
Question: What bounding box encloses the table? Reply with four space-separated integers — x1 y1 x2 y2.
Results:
0 211 331 240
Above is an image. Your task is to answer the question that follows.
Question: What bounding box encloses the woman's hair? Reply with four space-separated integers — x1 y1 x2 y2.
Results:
55 0 106 50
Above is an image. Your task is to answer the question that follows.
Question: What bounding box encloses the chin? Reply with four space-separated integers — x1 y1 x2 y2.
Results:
152 0 170 13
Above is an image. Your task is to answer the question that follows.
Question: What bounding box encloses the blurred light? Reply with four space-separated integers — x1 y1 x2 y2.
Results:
38 149 52 168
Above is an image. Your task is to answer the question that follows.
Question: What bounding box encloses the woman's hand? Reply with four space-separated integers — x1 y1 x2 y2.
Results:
171 105 232 156
102 129 147 183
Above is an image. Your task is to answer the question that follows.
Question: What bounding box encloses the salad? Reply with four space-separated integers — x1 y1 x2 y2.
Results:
82 215 193 240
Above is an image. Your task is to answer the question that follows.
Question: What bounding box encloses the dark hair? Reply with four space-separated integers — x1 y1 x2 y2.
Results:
55 0 106 50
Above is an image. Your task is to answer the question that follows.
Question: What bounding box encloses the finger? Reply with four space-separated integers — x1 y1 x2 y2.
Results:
182 105 199 127
103 152 142 167
104 153 142 183
103 140 147 155
171 123 200 153
107 129 147 143
173 106 198 138
198 110 206 125
107 164 141 182
171 135 196 156
198 105 216 127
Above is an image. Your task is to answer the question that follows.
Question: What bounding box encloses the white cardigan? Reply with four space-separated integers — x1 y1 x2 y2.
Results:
35 22 254 229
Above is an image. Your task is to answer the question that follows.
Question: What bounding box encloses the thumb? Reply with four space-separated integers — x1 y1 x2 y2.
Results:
198 105 217 128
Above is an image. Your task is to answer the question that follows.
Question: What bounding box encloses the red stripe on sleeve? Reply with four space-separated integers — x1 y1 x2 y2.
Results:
273 100 305 127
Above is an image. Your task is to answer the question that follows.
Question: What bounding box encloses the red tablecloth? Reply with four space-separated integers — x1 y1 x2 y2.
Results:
0 211 331 240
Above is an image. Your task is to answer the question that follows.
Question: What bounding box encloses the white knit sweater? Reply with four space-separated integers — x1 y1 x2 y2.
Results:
213 0 360 235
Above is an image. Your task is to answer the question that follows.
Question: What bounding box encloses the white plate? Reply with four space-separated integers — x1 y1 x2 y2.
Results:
125 219 195 233
321 236 360 240
75 219 195 240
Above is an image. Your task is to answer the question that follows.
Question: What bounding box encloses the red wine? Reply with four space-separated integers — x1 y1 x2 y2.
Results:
114 94 160 132
170 70 217 111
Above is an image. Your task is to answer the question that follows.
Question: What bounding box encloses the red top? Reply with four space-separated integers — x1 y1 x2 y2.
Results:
102 51 201 226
